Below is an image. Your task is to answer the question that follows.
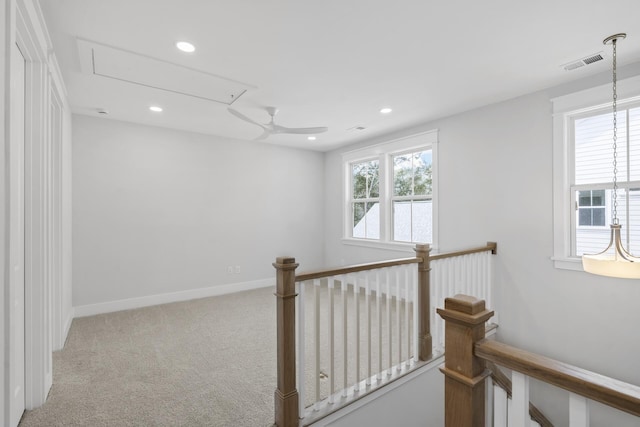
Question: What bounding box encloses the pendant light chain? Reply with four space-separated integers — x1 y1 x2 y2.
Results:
612 38 619 225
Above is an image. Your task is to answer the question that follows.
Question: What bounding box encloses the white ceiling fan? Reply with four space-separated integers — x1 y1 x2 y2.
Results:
228 106 328 140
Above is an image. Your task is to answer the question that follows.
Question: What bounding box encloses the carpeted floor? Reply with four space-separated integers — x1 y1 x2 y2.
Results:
19 286 278 427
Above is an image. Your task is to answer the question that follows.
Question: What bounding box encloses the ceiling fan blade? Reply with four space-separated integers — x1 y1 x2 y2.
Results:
254 130 271 140
228 108 265 129
273 125 329 135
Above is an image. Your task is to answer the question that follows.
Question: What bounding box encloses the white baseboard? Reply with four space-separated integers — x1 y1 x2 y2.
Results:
73 278 274 318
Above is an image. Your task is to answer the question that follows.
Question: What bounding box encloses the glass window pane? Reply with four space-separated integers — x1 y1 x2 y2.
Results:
365 202 380 239
369 163 379 198
412 200 432 243
352 160 379 199
592 207 605 226
591 190 605 206
393 155 412 196
352 164 366 199
579 209 592 226
353 202 366 238
413 151 432 196
393 201 412 242
578 191 591 206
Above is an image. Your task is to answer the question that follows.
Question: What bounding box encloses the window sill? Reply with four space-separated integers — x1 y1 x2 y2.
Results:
342 238 432 253
550 256 584 272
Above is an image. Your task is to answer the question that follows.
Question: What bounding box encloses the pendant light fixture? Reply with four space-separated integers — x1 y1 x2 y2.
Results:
582 33 640 279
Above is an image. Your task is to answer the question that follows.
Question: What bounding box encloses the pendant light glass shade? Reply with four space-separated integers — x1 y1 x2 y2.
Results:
582 224 640 279
581 33 640 279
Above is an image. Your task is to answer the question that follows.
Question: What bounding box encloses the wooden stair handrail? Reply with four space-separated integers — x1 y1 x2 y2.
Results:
295 242 497 282
295 257 420 282
430 241 497 261
476 339 640 418
486 361 554 427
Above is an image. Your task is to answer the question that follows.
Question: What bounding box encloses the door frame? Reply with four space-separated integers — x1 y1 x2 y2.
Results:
3 0 68 423
17 0 54 409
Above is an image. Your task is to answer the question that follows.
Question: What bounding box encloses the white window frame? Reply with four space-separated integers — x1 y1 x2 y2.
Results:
551 74 640 271
342 130 439 252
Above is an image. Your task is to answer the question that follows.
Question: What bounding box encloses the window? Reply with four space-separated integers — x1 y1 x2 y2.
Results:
577 190 606 227
343 131 438 249
552 76 640 270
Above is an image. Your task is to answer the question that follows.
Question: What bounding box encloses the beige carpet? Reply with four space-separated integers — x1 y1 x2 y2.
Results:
19 287 278 427
19 283 414 426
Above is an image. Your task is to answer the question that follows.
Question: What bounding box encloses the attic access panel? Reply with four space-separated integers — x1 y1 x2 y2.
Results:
77 39 253 105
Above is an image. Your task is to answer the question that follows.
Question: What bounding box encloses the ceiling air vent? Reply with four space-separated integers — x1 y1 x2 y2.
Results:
562 52 605 71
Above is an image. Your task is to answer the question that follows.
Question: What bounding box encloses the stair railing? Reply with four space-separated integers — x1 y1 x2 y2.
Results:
437 294 640 427
274 242 497 427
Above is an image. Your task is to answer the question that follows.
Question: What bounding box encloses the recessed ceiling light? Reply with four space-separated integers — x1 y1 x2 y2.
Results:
380 107 392 114
149 106 163 112
176 41 195 53
308 136 317 141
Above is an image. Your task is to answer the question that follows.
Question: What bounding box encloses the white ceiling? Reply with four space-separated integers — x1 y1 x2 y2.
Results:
39 0 640 151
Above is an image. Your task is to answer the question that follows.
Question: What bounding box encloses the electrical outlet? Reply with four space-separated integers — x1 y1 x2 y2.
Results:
235 265 241 274
227 266 233 274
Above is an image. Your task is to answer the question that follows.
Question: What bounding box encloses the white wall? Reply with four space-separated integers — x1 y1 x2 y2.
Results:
318 364 444 427
324 64 640 425
72 115 325 309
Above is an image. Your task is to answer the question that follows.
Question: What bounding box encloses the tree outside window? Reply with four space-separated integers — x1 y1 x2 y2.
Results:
351 160 379 239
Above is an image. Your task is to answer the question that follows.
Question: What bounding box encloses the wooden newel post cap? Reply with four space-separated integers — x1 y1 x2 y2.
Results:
437 294 494 325
273 257 299 270
414 243 431 253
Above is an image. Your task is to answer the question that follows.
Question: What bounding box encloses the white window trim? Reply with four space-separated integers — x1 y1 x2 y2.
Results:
342 130 439 252
551 74 640 271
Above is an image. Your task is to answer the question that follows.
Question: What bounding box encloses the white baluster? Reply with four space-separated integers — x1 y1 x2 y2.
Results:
460 254 467 295
386 268 392 375
365 273 372 386
313 279 321 409
488 250 494 313
376 270 382 381
494 384 508 427
448 257 455 298
511 371 531 427
341 274 348 397
473 253 480 298
404 266 410 368
569 393 590 427
396 267 402 371
328 277 335 403
298 281 306 419
486 376 494 427
412 266 419 364
432 260 442 349
354 273 360 391
480 252 487 305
